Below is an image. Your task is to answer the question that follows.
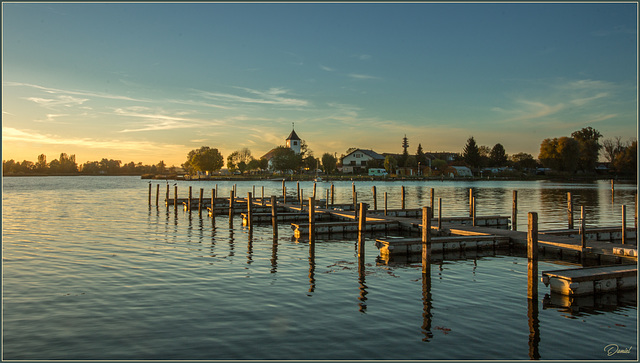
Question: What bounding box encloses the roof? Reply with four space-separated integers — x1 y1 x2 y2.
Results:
286 129 301 141
261 148 278 160
344 149 385 160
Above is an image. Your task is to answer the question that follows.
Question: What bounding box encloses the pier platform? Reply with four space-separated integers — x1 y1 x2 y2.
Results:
541 265 637 296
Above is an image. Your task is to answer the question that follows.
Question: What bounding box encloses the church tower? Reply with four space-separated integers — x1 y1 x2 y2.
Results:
286 126 301 154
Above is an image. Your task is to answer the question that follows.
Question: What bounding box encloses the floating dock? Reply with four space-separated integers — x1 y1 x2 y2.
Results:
541 265 637 296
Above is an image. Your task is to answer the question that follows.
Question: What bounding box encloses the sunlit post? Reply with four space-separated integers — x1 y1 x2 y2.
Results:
512 190 518 231
430 188 434 219
422 207 432 275
271 195 278 237
527 212 538 300
372 186 377 210
622 205 627 245
567 192 574 230
156 184 160 206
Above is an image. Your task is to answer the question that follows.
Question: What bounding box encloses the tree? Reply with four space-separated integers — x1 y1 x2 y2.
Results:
321 153 337 174
184 146 224 174
226 148 252 173
431 159 448 172
415 144 427 166
270 146 301 173
35 154 47 172
602 136 625 163
303 155 318 171
538 138 561 170
156 160 166 174
247 159 261 173
384 155 398 174
462 136 481 169
489 143 508 167
612 140 637 174
571 126 602 173
557 137 580 173
510 152 536 171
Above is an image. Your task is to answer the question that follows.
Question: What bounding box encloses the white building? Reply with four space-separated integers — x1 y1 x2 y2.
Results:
261 127 303 169
341 149 386 174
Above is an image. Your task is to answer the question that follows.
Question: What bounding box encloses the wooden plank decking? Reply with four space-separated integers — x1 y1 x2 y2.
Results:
542 265 637 296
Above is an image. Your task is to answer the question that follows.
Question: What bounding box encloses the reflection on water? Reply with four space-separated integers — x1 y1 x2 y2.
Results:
2 176 636 360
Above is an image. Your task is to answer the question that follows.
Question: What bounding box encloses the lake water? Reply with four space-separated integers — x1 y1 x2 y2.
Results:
2 176 637 360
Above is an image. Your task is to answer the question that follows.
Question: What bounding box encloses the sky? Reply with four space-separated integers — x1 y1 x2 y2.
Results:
2 2 637 167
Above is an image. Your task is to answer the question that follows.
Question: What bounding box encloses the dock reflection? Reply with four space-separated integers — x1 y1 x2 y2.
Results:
421 266 433 341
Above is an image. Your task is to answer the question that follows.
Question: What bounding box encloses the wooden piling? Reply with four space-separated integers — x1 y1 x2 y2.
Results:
438 198 442 230
326 189 330 210
282 180 286 204
567 192 574 230
247 192 253 230
165 184 170 209
611 179 615 193
313 182 317 199
229 189 234 215
210 189 215 218
401 185 405 210
384 192 388 216
469 188 473 217
354 192 358 219
527 212 538 300
352 184 357 207
156 184 160 206
635 193 638 230
512 190 518 231
148 183 152 205
271 195 278 237
309 197 315 225
297 182 301 205
579 206 586 249
300 189 304 211
622 205 627 245
422 207 432 274
174 185 178 211
199 188 203 216
372 186 377 210
330 184 335 207
261 186 265 206
215 184 218 198
358 203 367 258
430 188 434 219
472 197 477 226
188 186 192 212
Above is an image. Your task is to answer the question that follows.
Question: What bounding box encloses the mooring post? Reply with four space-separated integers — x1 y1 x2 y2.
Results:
188 186 192 212
579 206 587 250
313 182 317 200
210 189 216 218
354 192 358 219
430 188 435 218
300 189 304 211
297 181 301 205
271 195 278 237
309 196 315 225
469 188 473 217
174 185 178 211
352 183 357 207
261 186 265 206
253 185 256 198
512 190 518 231
567 192 574 230
401 185 406 210
247 192 253 230
215 184 218 198
326 189 330 210
622 205 627 245
527 212 538 300
438 198 442 230
422 207 432 274
384 192 388 216
330 184 335 207
611 179 615 193
372 186 377 210
282 180 286 204
635 193 638 230
148 183 152 205
472 197 477 227
165 184 170 208
199 188 203 216
229 189 234 215
156 184 160 206
358 202 367 258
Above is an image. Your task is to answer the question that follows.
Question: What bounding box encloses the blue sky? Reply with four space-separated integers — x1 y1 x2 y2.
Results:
2 2 637 167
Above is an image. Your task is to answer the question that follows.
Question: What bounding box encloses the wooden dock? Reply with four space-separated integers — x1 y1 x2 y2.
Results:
541 265 637 296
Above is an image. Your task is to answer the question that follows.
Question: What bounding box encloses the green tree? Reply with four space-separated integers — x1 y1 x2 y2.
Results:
571 126 602 173
321 153 338 174
270 146 301 173
415 144 427 166
157 160 166 174
35 154 48 172
462 136 481 169
510 152 537 171
489 143 508 167
538 138 561 170
612 140 637 174
431 159 448 172
384 155 398 174
185 146 224 174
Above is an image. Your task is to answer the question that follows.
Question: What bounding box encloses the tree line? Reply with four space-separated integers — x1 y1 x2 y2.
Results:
2 153 173 176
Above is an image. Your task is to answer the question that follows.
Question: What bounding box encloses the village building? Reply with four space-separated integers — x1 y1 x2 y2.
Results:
340 149 386 174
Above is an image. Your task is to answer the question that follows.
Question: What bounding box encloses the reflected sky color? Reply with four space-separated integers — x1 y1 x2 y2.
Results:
2 2 637 166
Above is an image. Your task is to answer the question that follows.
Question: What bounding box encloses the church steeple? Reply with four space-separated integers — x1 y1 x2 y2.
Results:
286 124 301 154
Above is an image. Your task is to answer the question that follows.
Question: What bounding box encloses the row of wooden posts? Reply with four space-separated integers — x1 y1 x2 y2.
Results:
149 182 637 242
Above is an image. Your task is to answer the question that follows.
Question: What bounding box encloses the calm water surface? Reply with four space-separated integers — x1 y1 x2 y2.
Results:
2 176 637 360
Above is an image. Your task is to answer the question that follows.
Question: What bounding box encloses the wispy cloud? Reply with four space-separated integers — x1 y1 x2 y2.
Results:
348 73 379 80
114 107 217 132
35 114 70 124
2 127 184 152
4 82 150 102
25 95 88 109
196 87 309 107
319 64 335 72
353 54 372 61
